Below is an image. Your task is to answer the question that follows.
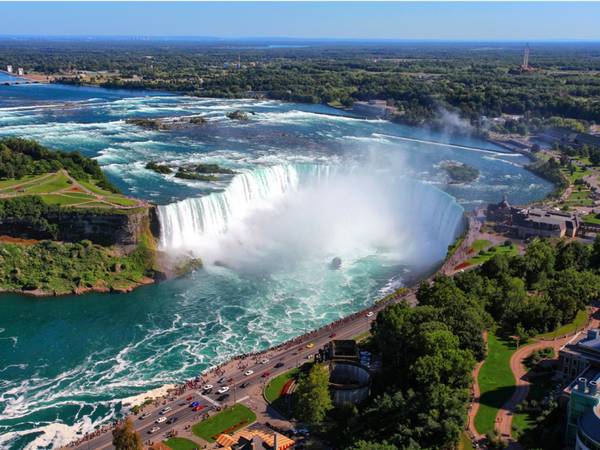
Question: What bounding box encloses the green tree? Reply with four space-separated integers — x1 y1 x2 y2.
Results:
294 363 333 424
112 418 142 450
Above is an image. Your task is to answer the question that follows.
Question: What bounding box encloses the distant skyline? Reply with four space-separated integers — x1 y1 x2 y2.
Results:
0 2 599 41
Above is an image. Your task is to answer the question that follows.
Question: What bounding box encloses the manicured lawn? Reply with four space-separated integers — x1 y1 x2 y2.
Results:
565 189 594 206
192 404 256 443
475 334 518 435
79 179 115 196
468 243 517 265
583 213 600 225
264 368 300 403
40 194 94 206
164 437 200 450
561 166 591 183
0 174 43 190
536 309 588 340
469 239 492 253
23 172 71 193
105 195 138 206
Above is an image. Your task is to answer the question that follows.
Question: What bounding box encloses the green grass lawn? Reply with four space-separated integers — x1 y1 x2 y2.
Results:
470 239 492 253
468 243 517 265
475 334 518 435
79 179 116 196
565 189 594 206
458 431 475 450
536 309 588 340
192 404 256 443
164 437 200 450
40 194 95 206
105 195 138 206
583 213 600 225
23 172 71 194
0 174 44 190
264 368 300 403
561 166 592 183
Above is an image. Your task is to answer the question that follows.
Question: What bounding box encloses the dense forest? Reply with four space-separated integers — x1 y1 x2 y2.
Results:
2 40 600 129
322 238 600 450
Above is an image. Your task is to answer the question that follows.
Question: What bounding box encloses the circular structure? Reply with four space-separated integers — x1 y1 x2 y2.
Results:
328 361 371 406
577 404 600 450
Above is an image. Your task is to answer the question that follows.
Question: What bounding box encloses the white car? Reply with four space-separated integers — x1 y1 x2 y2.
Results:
244 370 254 376
160 406 171 414
306 354 314 359
366 311 374 318
148 426 160 434
217 386 230 394
260 358 269 364
139 412 151 420
156 416 167 424
202 384 213 391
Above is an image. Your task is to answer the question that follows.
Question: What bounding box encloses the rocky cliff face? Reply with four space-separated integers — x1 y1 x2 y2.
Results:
0 206 161 247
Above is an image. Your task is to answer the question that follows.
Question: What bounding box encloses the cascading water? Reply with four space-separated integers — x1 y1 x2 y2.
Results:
157 163 465 262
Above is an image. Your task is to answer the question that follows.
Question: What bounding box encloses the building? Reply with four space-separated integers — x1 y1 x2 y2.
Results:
323 340 371 405
215 426 295 450
17 67 24 76
564 375 600 449
560 330 600 380
486 197 579 238
513 208 579 239
352 100 396 119
6 65 13 74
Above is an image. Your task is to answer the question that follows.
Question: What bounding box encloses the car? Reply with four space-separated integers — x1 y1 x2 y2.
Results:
306 354 314 359
329 333 337 338
166 417 178 424
244 370 254 376
192 405 205 412
202 384 213 391
160 406 171 414
227 377 233 383
217 386 230 394
190 401 200 408
240 382 250 389
148 426 160 434
217 377 225 384
306 343 314 349
260 358 269 364
156 416 167 424
186 395 193 401
139 412 151 420
262 371 270 378
274 362 284 368
366 311 374 318
217 394 230 401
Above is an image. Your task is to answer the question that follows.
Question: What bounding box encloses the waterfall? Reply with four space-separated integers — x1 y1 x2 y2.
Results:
157 163 465 254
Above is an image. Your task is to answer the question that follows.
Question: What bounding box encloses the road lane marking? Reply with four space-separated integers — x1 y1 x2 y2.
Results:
236 395 249 403
200 393 220 407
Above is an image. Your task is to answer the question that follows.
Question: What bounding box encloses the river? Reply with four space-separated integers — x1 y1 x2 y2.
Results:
0 77 552 449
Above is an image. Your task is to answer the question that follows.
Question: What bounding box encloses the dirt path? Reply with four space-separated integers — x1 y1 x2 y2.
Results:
495 308 599 448
467 331 488 444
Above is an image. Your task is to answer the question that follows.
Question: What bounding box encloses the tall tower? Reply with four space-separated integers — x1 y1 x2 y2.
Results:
522 44 530 70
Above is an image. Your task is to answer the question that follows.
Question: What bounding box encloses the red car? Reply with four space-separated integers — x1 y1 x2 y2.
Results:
262 372 270 378
186 396 193 401
329 333 337 338
192 405 205 412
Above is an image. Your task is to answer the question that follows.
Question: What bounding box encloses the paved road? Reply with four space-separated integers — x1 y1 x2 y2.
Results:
69 306 385 450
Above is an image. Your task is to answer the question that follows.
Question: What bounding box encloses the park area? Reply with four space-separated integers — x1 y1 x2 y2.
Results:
163 437 200 450
454 240 518 271
475 334 517 435
0 170 140 209
192 404 256 443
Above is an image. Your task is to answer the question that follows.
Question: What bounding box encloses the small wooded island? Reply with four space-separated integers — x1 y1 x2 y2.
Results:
146 161 236 182
441 161 480 184
0 137 198 296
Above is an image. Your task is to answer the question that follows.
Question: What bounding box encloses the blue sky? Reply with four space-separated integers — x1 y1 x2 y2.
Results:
0 2 599 41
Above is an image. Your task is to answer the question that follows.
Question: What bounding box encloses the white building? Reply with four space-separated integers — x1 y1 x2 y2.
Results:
17 67 24 76
6 65 13 73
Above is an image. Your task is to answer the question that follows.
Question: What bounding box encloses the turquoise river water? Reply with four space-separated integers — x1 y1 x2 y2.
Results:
0 73 552 449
